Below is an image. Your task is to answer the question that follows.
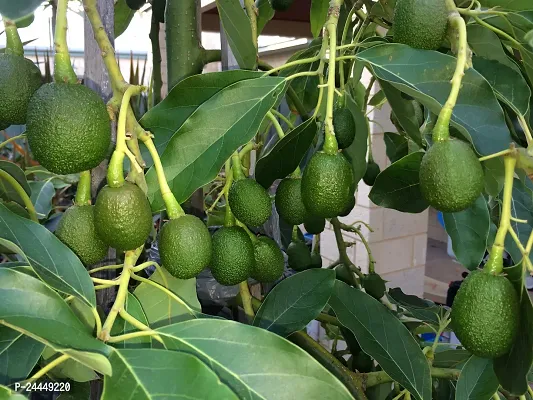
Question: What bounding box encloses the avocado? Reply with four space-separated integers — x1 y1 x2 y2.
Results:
393 0 448 50
363 160 381 186
251 236 285 283
55 205 108 266
152 0 166 23
210 226 255 286
275 177 308 226
362 272 387 299
451 270 519 358
333 108 356 149
26 83 111 175
94 182 153 252
270 0 294 11
229 178 272 227
351 351 374 373
339 195 356 217
304 214 326 234
419 139 484 212
159 215 212 280
309 252 322 268
287 240 312 271
301 152 354 218
335 265 353 284
412 100 424 127
126 0 145 10
0 54 42 125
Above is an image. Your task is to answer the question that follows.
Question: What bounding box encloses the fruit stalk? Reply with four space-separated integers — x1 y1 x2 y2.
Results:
331 218 363 285
432 0 468 142
0 170 38 222
75 170 92 206
54 0 78 84
2 18 23 57
266 111 286 139
239 281 255 322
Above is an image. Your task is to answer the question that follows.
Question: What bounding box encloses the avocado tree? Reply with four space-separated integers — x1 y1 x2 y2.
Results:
0 0 532 398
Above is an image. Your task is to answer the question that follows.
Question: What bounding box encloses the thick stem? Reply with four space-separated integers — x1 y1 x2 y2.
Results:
0 170 38 222
54 0 78 83
2 18 23 56
239 281 255 322
316 313 343 327
27 354 70 382
331 218 363 284
75 170 92 206
364 368 461 388
267 111 286 139
244 0 258 53
231 152 246 180
149 15 162 106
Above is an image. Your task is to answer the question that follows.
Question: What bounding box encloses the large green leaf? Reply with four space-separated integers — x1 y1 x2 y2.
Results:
467 25 522 72
443 196 490 270
0 327 43 385
369 151 429 213
433 349 471 369
310 0 329 38
0 268 111 374
111 293 151 348
28 180 55 220
384 132 409 163
216 0 257 70
0 204 95 306
157 319 353 400
483 157 505 197
0 161 31 207
102 348 238 399
256 0 274 35
145 76 287 210
0 0 42 20
456 356 499 400
253 269 336 337
41 347 98 382
343 92 370 185
329 280 432 400
255 118 317 188
133 267 200 328
140 70 264 166
114 0 135 38
357 44 512 156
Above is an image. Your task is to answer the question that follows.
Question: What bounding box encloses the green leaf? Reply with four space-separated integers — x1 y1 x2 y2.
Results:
479 0 533 10
41 347 98 382
0 385 27 400
13 13 34 28
343 92 370 185
456 356 499 400
0 0 42 20
472 56 531 116
133 267 200 328
0 161 31 207
253 269 336 337
158 319 353 400
433 349 471 369
368 89 387 108
0 203 96 306
145 76 287 210
357 44 512 156
57 382 90 400
0 326 44 385
256 0 274 35
506 179 533 265
216 0 257 70
387 287 442 325
369 151 429 213
28 180 55 220
384 132 409 163
483 157 505 197
255 118 317 189
443 196 490 270
0 268 111 374
329 280 432 400
114 0 135 38
310 0 329 38
111 293 151 348
69 297 96 333
25 166 79 189
103 348 239 399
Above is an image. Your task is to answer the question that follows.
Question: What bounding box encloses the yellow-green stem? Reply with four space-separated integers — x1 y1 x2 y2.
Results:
223 159 235 227
107 330 158 343
244 0 258 54
471 15 521 48
91 277 120 286
270 109 295 129
231 152 245 180
54 0 78 83
88 264 123 274
239 281 255 322
517 114 533 149
0 134 25 151
91 306 102 338
2 18 23 56
267 111 286 139
27 354 70 382
75 170 92 205
119 309 164 344
263 54 321 76
239 142 256 160
478 148 513 162
312 75 325 120
0 170 38 222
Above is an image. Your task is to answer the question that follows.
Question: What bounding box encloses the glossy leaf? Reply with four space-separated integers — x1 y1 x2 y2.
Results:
0 326 43 385
467 25 522 72
443 196 490 270
483 157 505 197
114 0 135 38
357 44 512 155
310 0 329 38
255 118 317 188
158 319 353 400
133 267 200 327
103 348 238 399
433 349 471 369
111 293 151 348
0 203 96 306
343 92 370 185
145 76 287 210
0 161 31 207
256 0 274 35
387 287 442 325
141 70 264 165
456 356 499 400
253 269 336 337
384 132 409 163
0 0 43 20
329 281 432 400
28 180 55 220
369 151 429 213
216 0 257 70
42 347 98 382
69 298 95 333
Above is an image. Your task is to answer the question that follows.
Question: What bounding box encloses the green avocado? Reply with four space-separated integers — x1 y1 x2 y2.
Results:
94 182 153 252
393 0 448 50
335 265 353 284
159 215 212 280
304 214 326 234
309 252 322 269
363 160 381 186
251 236 285 283
55 205 108 266
229 178 272 227
270 0 294 11
333 108 356 149
301 152 354 218
0 54 42 125
287 240 312 271
419 139 484 212
26 83 111 175
126 0 146 10
275 177 308 226
339 195 356 217
211 226 255 286
362 272 387 299
451 270 519 358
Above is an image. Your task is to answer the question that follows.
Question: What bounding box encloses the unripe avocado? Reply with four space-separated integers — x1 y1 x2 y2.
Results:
275 177 308 226
339 196 356 217
304 214 326 234
270 0 294 11
451 270 519 358
251 236 285 283
0 54 42 125
419 139 484 213
363 160 381 186
393 0 448 50
229 178 272 227
210 226 255 286
335 265 353 284
94 182 153 252
362 272 387 299
26 83 111 175
159 215 212 280
309 253 322 269
287 240 312 271
55 205 108 266
333 108 356 149
301 152 354 218
126 0 146 10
